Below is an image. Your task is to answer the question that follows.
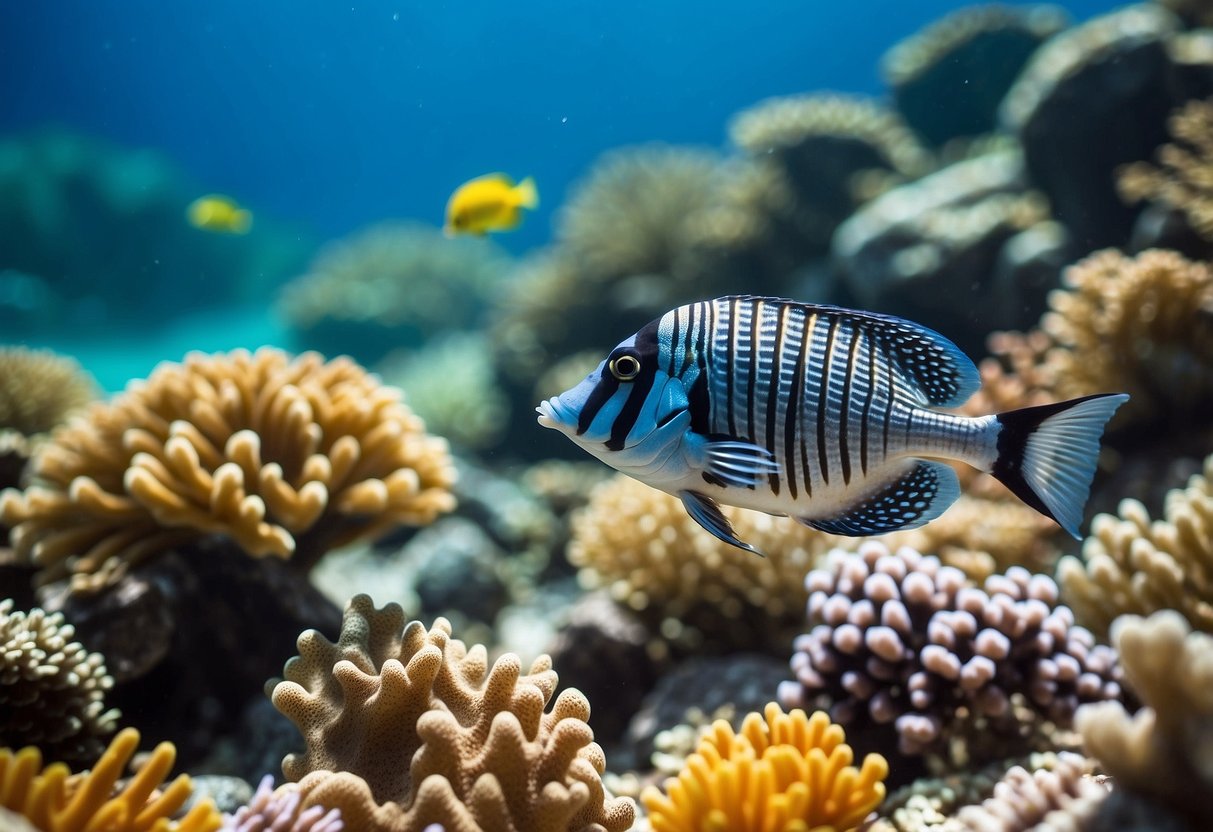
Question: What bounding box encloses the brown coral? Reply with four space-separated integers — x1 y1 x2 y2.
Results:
1075 610 1213 826
270 594 634 832
0 598 118 767
1119 97 1213 240
0 347 97 437
0 727 222 832
1058 452 1213 637
640 703 888 832
0 348 455 592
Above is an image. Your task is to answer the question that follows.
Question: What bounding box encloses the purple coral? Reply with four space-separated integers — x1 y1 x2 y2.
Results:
223 775 344 832
778 541 1123 755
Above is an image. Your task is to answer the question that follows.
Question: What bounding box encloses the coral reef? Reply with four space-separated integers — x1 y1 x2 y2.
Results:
0 347 97 437
270 594 634 832
1000 4 1184 246
779 542 1124 757
568 474 843 656
1058 452 1213 638
223 775 344 832
832 148 1058 350
640 702 888 832
954 751 1107 830
1119 97 1213 241
729 94 931 259
1 347 455 592
1075 610 1213 827
0 598 118 767
276 222 512 364
881 4 1070 147
0 727 222 832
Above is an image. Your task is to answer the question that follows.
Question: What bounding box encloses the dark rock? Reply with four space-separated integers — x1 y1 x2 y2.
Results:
411 517 510 626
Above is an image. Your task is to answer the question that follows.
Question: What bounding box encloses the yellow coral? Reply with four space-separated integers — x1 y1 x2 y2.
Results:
0 348 455 592
0 348 97 437
1118 97 1213 238
1058 452 1213 637
642 703 888 832
270 594 634 832
0 727 221 832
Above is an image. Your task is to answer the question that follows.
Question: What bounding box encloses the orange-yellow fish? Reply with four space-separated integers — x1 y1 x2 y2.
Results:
444 173 538 236
187 194 253 234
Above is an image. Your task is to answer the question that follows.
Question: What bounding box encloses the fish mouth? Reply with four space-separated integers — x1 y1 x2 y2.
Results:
536 397 571 431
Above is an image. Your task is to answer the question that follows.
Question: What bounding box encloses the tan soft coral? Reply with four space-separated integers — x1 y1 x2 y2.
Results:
270 594 634 832
0 348 455 592
1076 610 1213 826
1118 97 1213 239
0 727 221 832
1058 452 1213 637
0 348 97 437
978 248 1213 429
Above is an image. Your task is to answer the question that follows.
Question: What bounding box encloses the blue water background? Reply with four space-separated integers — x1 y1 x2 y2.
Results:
3 0 1121 389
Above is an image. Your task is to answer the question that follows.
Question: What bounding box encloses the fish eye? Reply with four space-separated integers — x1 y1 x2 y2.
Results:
608 351 642 381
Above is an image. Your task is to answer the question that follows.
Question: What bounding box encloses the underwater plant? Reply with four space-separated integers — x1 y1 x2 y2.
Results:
0 347 456 593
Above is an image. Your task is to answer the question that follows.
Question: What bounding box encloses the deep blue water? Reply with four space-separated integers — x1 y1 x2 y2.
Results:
2 0 1124 388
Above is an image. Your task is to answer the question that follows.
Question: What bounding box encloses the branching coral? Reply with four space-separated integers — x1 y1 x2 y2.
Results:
567 474 845 655
0 727 222 832
1058 452 1213 638
640 702 888 832
954 751 1107 831
269 594 634 832
222 775 343 832
1075 610 1213 826
0 348 456 592
979 248 1213 430
276 222 511 361
0 348 97 437
1118 97 1213 240
0 598 118 768
779 542 1124 757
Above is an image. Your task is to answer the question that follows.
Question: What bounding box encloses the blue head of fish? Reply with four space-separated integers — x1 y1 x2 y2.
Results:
536 325 697 486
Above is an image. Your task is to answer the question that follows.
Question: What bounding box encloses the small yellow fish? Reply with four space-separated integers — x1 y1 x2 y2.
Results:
187 194 253 234
444 173 538 236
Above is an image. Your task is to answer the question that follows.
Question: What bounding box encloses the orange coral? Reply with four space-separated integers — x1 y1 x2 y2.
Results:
0 727 221 832
1 348 455 592
641 703 888 832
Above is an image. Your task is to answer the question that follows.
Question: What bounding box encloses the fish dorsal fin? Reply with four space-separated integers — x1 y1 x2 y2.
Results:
800 459 959 536
726 296 981 407
475 172 515 187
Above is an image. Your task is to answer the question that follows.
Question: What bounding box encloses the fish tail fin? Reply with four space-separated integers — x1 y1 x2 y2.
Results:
233 209 253 234
990 393 1128 539
514 176 539 209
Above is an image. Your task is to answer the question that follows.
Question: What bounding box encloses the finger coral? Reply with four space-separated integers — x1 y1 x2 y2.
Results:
778 542 1123 757
1119 97 1213 240
222 775 343 832
1075 610 1213 826
0 347 97 437
1057 452 1213 638
0 598 118 767
567 474 845 656
269 594 634 832
0 347 456 592
954 751 1107 831
640 702 888 832
0 727 222 832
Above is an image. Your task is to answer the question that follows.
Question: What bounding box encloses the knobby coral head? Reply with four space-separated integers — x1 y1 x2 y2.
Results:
0 347 456 593
642 702 888 832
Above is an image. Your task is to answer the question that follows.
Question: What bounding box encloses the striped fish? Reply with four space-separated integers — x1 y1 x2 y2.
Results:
537 295 1127 553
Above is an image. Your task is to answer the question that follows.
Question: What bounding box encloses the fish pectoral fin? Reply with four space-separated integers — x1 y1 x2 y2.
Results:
679 490 765 557
800 459 959 536
703 439 780 488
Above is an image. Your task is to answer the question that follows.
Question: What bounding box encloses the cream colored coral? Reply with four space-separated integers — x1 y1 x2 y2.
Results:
0 727 222 832
568 474 844 653
1075 611 1213 822
0 348 455 591
0 347 97 436
270 594 633 832
1057 452 1213 637
1118 97 1213 239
